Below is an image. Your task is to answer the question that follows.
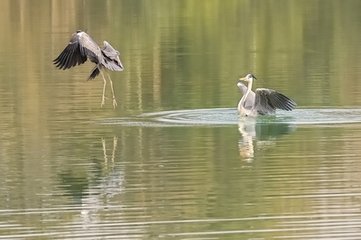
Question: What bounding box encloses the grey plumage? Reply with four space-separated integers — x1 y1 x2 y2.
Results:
88 41 124 80
237 74 296 116
53 30 124 108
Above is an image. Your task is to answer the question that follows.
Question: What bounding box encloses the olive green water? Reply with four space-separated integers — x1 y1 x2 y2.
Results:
2 0 361 239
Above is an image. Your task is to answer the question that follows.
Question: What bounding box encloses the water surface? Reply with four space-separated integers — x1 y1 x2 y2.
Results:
1 0 361 239
100 108 361 126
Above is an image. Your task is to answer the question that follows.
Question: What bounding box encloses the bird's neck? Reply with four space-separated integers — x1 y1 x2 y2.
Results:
246 80 253 96
244 79 253 100
239 79 253 111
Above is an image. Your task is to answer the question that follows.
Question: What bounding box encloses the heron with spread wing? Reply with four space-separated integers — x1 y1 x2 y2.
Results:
237 74 296 117
53 30 124 108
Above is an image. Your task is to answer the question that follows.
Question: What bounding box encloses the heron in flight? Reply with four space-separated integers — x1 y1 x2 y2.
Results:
237 74 296 117
53 30 124 108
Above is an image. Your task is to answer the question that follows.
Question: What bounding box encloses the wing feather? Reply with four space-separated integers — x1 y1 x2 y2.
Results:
255 88 296 114
54 45 72 68
101 41 124 71
88 66 100 80
102 41 119 58
255 89 273 115
53 32 87 69
78 32 102 59
270 92 296 111
63 43 76 69
54 31 125 81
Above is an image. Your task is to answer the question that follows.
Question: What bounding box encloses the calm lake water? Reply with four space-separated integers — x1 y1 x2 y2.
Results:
2 0 361 239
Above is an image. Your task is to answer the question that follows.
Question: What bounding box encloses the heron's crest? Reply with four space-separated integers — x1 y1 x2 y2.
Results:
247 73 257 80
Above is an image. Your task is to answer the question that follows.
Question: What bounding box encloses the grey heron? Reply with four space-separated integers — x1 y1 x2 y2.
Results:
237 73 296 116
53 30 124 108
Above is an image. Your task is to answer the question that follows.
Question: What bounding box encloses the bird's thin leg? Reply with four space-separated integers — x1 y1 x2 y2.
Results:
106 72 118 108
100 70 107 107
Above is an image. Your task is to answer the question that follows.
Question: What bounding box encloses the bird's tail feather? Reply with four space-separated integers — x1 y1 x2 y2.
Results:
88 66 100 80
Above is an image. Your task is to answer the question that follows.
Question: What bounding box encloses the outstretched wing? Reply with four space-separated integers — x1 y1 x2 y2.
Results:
53 32 87 70
101 41 124 71
255 88 296 115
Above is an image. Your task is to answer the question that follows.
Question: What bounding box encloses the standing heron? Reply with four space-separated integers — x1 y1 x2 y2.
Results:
53 30 124 108
237 73 296 116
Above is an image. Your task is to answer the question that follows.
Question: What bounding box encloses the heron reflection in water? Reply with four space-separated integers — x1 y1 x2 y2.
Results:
238 119 295 163
102 136 118 164
54 30 124 108
237 74 296 117
80 136 122 226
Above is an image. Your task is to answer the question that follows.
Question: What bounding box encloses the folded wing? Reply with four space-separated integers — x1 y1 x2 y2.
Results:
101 41 124 71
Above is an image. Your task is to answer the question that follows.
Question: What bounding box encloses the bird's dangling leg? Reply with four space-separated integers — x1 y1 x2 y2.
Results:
100 70 107 107
106 72 118 109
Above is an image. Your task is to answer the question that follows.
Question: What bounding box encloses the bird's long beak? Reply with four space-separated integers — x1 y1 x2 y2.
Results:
239 77 247 81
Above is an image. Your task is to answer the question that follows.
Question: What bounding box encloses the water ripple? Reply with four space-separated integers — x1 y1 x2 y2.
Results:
99 108 361 127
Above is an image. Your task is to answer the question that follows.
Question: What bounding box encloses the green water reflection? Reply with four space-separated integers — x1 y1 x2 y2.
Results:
1 0 361 239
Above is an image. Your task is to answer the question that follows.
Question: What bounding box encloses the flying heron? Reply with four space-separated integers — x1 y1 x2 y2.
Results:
53 30 124 108
237 73 296 116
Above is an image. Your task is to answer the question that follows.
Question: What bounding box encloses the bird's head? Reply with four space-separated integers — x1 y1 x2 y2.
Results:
239 73 256 82
76 30 83 33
